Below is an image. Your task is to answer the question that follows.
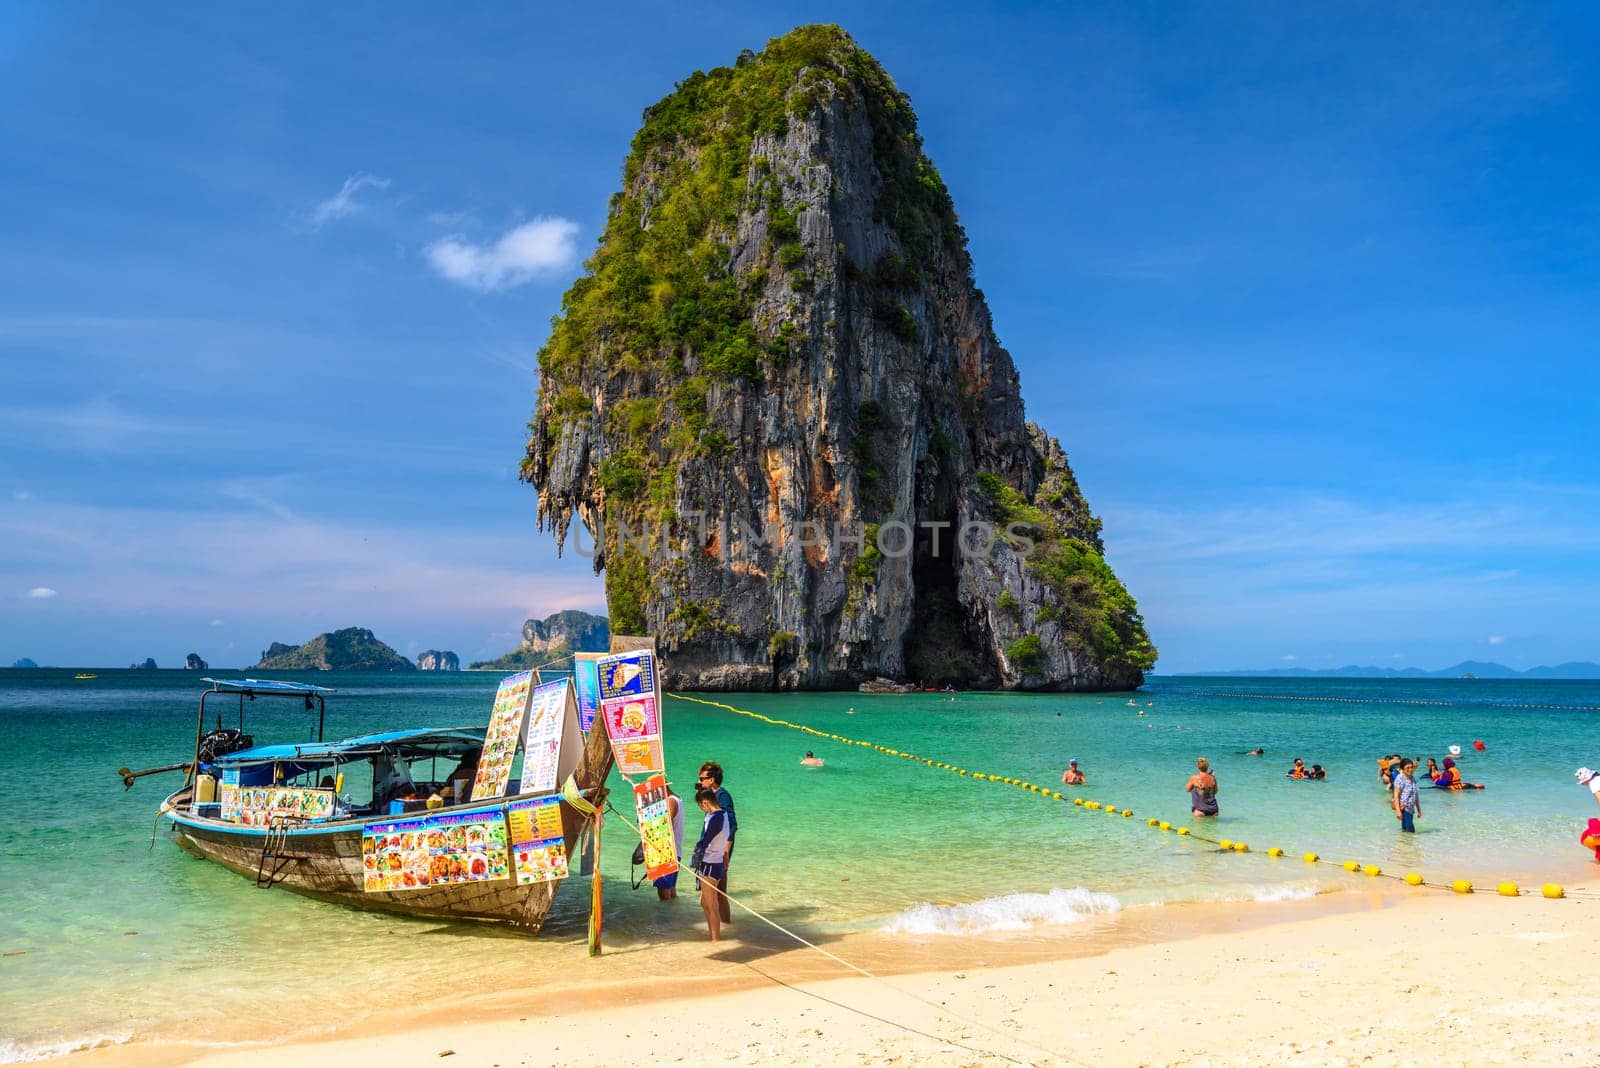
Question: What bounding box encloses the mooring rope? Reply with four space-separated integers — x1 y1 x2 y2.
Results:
602 800 1078 1067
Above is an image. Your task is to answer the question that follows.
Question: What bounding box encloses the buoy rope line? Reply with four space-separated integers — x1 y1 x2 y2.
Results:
1186 690 1600 713
602 802 1077 1067
666 693 1582 902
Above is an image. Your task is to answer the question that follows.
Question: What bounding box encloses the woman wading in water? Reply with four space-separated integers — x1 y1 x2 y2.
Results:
1185 757 1219 818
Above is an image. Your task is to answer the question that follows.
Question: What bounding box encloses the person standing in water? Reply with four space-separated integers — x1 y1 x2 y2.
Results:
1185 757 1219 818
1392 759 1422 832
688 787 731 941
1062 759 1086 785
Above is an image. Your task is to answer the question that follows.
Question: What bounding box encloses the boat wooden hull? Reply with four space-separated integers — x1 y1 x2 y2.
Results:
163 718 614 933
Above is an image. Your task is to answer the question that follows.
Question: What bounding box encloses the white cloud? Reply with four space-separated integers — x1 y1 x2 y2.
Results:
1280 654 1297 661
1488 634 1505 645
23 587 57 599
12 490 32 501
308 174 391 229
425 218 580 291
210 619 224 627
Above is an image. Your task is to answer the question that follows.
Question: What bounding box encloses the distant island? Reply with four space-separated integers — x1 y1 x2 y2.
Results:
1187 659 1600 680
416 650 459 671
10 657 38 669
255 627 415 672
185 653 208 670
470 610 609 670
129 658 158 670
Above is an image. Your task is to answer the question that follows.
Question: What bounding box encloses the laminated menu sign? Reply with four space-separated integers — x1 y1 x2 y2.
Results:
361 808 511 893
219 784 334 826
522 678 576 795
572 654 602 733
473 671 534 800
597 650 665 776
633 774 678 881
505 795 568 885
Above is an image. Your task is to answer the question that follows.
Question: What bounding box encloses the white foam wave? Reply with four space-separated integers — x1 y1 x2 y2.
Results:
0 1031 133 1065
1246 884 1320 903
883 887 1122 936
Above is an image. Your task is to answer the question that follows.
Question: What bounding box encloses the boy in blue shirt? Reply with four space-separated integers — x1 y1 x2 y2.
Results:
698 761 737 924
690 787 731 941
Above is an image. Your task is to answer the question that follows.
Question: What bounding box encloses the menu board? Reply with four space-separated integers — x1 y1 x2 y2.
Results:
597 650 665 776
505 795 568 885
219 784 334 826
473 671 534 800
361 808 510 893
522 678 572 794
572 654 602 733
633 774 679 881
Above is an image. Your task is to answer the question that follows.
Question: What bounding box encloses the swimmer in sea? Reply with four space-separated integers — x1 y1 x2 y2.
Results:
1243 748 1265 756
1185 757 1219 819
800 751 825 767
1061 759 1086 785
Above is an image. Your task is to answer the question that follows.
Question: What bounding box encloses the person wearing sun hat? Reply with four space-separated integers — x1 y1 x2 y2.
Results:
1577 768 1600 809
1062 759 1086 785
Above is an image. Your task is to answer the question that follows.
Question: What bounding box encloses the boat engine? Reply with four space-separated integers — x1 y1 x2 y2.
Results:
198 727 254 763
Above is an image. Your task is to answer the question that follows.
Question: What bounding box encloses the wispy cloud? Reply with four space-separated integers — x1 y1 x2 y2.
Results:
307 173 391 229
0 397 186 454
23 587 58 599
425 218 580 291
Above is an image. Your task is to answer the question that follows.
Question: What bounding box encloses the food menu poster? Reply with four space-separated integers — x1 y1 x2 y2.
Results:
521 678 572 795
361 808 510 893
572 654 602 733
505 795 568 885
218 784 334 826
633 774 678 881
596 650 665 776
474 671 534 800
599 693 665 776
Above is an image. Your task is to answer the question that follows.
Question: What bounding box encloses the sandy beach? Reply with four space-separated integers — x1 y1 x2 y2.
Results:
54 880 1600 1068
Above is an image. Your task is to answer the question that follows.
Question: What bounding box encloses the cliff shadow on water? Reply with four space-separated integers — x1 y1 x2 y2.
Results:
523 24 1156 691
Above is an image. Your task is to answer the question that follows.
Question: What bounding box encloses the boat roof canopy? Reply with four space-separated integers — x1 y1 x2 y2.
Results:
200 674 337 700
214 727 485 766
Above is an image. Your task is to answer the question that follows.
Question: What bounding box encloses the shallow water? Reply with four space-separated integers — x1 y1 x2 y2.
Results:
2 670 1596 1059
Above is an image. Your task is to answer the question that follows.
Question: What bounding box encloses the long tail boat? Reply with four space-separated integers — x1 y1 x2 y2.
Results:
136 675 612 933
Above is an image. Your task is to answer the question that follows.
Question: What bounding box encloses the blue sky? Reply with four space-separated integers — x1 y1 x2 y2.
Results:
2 3 1597 672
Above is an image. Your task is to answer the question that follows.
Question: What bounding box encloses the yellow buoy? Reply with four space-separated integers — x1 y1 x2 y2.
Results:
1342 861 1360 872
1451 879 1473 894
1303 852 1319 863
1218 839 1233 850
1362 865 1381 877
1147 817 1160 827
1073 798 1085 807
1176 827 1190 836
974 773 986 780
1122 809 1133 817
1404 873 1424 886
1233 842 1249 853
1158 821 1171 831
1543 884 1565 899
1497 882 1519 897
1052 792 1062 800
1266 847 1283 858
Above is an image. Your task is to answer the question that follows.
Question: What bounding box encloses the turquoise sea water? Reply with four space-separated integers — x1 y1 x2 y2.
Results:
2 669 1598 1059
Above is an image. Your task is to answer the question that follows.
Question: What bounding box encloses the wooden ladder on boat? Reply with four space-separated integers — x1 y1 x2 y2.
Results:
255 819 306 888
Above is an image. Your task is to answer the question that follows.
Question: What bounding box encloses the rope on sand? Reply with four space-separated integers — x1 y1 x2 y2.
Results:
602 801 1077 1067
665 693 1579 901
